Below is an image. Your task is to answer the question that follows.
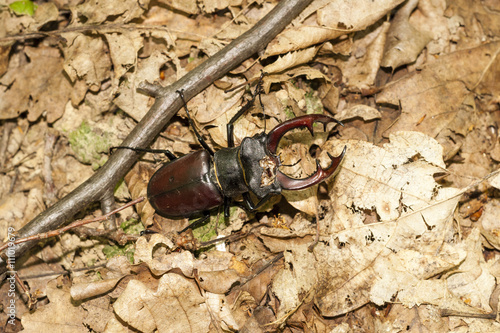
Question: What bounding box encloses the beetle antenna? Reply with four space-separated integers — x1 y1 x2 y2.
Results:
110 146 176 161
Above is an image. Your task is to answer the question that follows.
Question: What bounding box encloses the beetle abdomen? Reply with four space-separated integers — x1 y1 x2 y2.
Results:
147 150 223 217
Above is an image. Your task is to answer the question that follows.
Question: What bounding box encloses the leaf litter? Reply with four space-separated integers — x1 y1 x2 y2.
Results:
0 0 500 332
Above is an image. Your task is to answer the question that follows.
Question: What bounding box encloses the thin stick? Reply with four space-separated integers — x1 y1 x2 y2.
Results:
0 197 143 252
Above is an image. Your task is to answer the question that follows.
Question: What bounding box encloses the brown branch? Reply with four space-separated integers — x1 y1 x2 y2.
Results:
0 0 314 277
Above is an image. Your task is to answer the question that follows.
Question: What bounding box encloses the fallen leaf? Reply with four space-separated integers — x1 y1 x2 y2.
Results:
263 46 319 74
113 274 211 333
62 33 112 92
114 51 169 121
105 31 144 89
380 0 432 69
0 46 72 122
335 104 382 122
264 0 404 57
75 0 147 24
22 279 88 332
377 42 500 137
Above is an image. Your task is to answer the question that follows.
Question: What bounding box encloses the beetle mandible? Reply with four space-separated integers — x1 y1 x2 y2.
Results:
123 76 346 220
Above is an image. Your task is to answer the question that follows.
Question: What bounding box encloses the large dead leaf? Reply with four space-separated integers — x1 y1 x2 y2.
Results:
380 0 432 69
264 131 495 317
377 41 500 137
113 274 211 333
337 21 390 90
446 0 500 49
105 31 144 89
21 279 87 333
134 233 241 293
0 46 72 122
62 33 112 92
113 51 170 121
74 0 148 24
263 0 404 57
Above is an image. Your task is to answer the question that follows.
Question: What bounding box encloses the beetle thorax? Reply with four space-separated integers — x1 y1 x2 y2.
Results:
213 133 282 199
239 134 282 198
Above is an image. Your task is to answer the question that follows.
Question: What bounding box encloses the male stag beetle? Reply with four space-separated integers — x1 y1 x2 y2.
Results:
119 75 346 223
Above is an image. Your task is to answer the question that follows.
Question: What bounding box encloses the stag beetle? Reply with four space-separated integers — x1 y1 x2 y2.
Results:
118 76 346 222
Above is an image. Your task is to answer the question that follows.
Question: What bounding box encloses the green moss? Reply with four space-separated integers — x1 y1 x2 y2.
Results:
102 243 135 263
120 218 144 235
283 106 295 119
68 121 117 170
304 91 323 115
191 207 240 243
101 219 142 263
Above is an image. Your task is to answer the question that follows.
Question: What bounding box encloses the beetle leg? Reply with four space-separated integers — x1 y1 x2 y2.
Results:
224 197 231 217
266 114 346 190
178 213 211 234
242 192 274 211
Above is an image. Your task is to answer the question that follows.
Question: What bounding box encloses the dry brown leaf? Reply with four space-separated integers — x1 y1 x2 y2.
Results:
377 42 500 138
335 104 382 122
478 200 500 250
197 269 240 294
271 244 317 318
378 304 447 332
380 0 432 69
114 51 170 121
22 279 88 332
337 21 390 90
134 233 190 274
74 0 147 24
70 276 125 301
189 77 246 124
105 31 144 89
202 0 243 14
157 0 199 14
0 45 10 77
327 132 444 222
445 229 495 313
447 0 500 49
263 0 404 57
80 296 114 333
267 131 486 317
134 232 237 286
62 33 112 92
263 46 319 74
205 292 239 331
29 2 59 30
0 46 72 122
113 274 211 333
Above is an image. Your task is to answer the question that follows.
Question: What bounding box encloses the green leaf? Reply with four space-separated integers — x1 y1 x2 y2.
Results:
9 0 38 16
